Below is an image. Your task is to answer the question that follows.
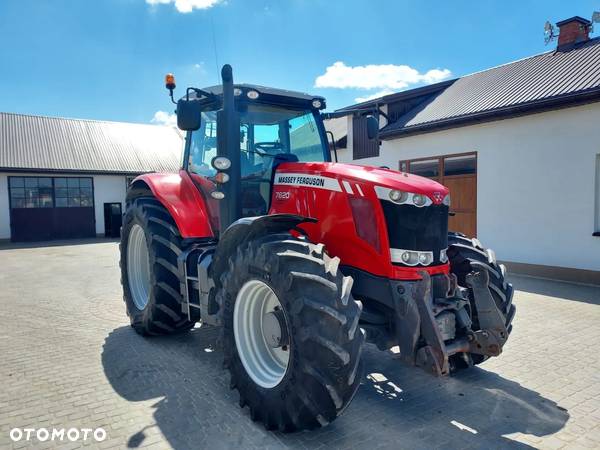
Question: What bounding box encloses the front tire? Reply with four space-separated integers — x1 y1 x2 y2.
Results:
120 197 195 335
218 233 365 432
447 232 516 366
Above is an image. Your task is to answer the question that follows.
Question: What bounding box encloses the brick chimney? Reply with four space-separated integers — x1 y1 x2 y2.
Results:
556 16 592 50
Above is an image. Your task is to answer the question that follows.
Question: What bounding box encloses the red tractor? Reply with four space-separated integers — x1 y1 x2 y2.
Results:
120 65 515 432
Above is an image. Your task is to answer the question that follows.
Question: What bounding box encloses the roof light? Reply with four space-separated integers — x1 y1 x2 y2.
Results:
234 88 242 96
247 90 259 100
165 73 176 90
312 99 322 109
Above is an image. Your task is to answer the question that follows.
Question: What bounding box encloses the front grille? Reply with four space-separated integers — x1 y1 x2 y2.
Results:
380 201 448 265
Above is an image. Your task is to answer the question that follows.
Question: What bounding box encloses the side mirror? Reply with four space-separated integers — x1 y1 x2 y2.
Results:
176 99 202 131
366 115 379 140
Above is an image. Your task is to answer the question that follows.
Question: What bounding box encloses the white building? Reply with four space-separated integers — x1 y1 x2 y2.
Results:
0 112 182 242
327 16 600 285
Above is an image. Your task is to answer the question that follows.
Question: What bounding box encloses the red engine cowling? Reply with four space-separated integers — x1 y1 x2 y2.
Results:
269 162 450 281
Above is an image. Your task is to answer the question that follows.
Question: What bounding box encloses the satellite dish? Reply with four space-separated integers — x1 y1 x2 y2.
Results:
544 20 555 44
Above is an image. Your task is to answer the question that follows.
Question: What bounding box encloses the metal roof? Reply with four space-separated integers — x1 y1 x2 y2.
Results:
334 80 455 114
0 112 183 174
335 37 600 139
381 37 600 137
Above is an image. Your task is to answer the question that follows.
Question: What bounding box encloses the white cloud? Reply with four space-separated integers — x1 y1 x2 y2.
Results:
145 0 222 13
315 61 451 90
151 110 177 127
355 89 396 103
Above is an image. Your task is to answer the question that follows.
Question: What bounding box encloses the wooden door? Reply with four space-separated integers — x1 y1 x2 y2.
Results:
400 152 477 237
443 174 477 236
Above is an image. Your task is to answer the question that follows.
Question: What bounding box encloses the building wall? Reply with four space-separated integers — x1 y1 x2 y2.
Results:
92 175 128 235
0 174 10 239
344 103 600 272
0 172 129 240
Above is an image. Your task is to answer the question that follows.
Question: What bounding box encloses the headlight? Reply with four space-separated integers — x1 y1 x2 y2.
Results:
443 194 451 206
412 194 426 207
375 186 432 207
391 249 434 266
389 190 408 203
418 252 433 265
440 248 448 263
210 191 225 200
211 156 231 170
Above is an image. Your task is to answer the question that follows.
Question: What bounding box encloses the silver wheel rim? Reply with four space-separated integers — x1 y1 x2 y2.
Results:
127 224 151 310
233 280 290 388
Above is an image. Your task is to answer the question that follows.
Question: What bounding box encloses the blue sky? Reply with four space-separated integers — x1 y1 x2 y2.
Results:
1 0 598 126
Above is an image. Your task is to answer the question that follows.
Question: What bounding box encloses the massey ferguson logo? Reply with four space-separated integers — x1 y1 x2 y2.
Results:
432 192 443 203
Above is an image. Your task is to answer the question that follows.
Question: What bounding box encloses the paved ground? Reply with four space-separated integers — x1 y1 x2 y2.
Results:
0 241 599 449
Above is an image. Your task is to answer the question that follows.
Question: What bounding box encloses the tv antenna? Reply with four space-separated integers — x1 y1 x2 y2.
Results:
544 20 556 45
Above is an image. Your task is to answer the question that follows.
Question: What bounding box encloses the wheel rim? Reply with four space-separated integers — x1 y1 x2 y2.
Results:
127 224 151 310
233 279 290 388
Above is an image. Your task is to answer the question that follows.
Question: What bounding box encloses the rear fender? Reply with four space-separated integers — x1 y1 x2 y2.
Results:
128 170 215 239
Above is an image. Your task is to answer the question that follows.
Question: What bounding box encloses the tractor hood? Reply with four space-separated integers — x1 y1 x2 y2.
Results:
277 162 449 203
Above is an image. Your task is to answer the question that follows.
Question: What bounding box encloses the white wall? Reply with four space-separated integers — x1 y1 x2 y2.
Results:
0 172 128 239
92 175 128 235
0 174 10 239
347 103 600 271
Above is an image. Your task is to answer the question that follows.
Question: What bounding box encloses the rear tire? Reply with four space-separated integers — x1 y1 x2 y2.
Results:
218 233 365 432
447 232 515 367
120 196 195 335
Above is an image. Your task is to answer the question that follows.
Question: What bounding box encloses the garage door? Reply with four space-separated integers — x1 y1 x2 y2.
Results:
399 153 477 237
8 176 95 242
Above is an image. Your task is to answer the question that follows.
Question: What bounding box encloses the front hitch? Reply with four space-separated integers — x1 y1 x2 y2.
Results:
465 269 508 356
392 270 508 376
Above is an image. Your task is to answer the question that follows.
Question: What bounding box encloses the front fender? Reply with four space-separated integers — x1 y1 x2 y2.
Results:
210 214 317 282
129 170 215 239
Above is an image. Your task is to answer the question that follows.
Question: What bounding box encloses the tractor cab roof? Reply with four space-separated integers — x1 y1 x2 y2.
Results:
181 83 326 111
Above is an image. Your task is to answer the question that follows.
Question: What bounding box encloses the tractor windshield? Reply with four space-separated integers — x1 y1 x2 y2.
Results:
187 104 328 216
187 106 327 178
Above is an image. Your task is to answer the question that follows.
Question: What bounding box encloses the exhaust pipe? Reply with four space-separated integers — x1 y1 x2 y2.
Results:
217 64 241 233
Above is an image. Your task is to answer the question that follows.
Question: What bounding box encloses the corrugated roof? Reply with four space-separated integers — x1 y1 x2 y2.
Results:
369 37 600 137
0 112 183 173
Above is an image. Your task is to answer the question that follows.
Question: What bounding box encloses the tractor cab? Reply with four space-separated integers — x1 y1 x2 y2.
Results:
173 76 331 224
